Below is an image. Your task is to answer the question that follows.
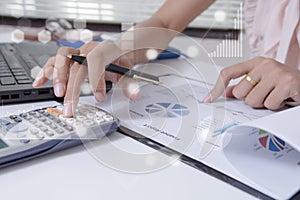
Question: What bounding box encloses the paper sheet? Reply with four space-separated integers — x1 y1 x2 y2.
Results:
97 61 300 199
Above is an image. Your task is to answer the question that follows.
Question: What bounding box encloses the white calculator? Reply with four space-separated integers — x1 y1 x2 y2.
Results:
0 103 120 168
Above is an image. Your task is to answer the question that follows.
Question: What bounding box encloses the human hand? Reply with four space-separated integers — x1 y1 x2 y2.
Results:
203 57 300 110
32 40 139 117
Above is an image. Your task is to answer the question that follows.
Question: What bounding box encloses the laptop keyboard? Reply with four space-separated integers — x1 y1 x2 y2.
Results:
0 53 32 86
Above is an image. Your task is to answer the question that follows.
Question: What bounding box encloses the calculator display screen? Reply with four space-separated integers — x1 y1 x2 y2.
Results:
0 139 8 149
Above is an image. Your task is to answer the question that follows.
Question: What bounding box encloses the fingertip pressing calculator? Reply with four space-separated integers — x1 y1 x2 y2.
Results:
0 103 120 168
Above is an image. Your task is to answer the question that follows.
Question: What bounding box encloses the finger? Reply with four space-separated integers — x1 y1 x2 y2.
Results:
263 86 289 110
231 72 261 100
104 71 119 83
53 47 80 97
244 78 274 108
203 57 264 103
63 63 88 117
118 76 140 100
87 41 121 101
113 55 139 98
223 85 235 98
32 57 55 87
285 100 300 107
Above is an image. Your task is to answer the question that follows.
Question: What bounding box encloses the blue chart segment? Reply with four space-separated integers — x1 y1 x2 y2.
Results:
145 103 190 118
259 130 286 152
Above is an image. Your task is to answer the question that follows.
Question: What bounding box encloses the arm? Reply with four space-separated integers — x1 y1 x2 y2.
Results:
33 0 215 117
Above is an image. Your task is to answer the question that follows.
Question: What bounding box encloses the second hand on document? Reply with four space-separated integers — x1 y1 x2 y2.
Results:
65 54 162 85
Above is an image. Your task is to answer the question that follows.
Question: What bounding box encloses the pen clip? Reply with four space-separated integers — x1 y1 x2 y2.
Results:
132 74 162 85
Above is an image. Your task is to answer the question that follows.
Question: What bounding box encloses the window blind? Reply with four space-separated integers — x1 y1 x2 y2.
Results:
0 0 243 29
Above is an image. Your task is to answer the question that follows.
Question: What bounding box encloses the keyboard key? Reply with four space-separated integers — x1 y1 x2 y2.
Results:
15 75 30 80
0 77 15 85
0 69 11 73
0 73 12 77
17 79 32 84
13 72 27 76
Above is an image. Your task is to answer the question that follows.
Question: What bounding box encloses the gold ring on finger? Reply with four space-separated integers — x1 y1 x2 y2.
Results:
245 74 257 86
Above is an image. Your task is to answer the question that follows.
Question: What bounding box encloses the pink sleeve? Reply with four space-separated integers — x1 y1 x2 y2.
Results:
244 0 300 69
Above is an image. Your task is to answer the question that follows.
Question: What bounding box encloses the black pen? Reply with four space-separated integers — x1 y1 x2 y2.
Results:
65 54 161 85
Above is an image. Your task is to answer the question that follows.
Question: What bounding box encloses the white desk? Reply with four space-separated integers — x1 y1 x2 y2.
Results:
0 28 256 200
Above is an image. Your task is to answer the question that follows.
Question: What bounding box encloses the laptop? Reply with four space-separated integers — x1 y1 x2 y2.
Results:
0 41 60 104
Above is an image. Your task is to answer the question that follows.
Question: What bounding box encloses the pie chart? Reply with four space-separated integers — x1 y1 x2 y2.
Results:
145 103 190 118
258 130 285 152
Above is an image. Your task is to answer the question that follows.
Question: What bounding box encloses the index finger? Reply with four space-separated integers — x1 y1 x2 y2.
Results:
53 47 79 97
203 57 263 103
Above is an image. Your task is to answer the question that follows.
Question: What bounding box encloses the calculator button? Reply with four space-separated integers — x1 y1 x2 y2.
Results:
47 115 55 120
0 119 10 126
65 125 74 131
29 119 37 124
103 115 113 122
80 110 90 115
86 113 96 119
44 120 52 125
37 109 45 114
45 130 54 136
34 113 41 118
83 119 94 126
35 133 45 140
66 118 76 124
29 111 36 115
58 122 67 127
49 124 57 129
43 112 50 117
46 108 62 116
20 138 30 144
56 105 64 112
35 122 43 127
9 115 18 120
8 123 28 133
19 113 28 118
38 117 46 122
59 115 67 122
24 115 32 120
14 118 22 122
16 132 26 138
40 126 48 132
30 128 39 135
96 111 105 117
76 115 87 121
55 128 64 134
53 118 61 123
94 117 105 124
73 122 84 129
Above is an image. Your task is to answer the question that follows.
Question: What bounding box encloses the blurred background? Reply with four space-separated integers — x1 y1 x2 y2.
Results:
0 0 243 38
